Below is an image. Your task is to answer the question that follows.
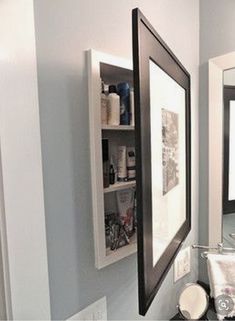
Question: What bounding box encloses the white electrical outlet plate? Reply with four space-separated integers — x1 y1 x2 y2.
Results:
174 246 191 282
67 297 107 321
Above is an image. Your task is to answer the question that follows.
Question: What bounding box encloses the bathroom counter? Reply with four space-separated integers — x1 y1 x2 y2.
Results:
170 307 217 320
171 305 235 320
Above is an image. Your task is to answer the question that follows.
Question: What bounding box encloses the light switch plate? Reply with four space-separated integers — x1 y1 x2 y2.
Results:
67 297 107 321
174 246 191 282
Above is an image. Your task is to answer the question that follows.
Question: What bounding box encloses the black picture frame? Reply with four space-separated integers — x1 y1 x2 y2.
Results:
132 8 191 316
223 85 235 214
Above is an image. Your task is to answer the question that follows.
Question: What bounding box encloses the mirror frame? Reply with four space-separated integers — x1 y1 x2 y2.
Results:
132 8 191 315
208 52 235 246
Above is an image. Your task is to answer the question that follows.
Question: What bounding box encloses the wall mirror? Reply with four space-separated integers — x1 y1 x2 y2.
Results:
223 70 235 246
178 283 209 320
132 9 191 315
208 52 235 247
223 79 235 214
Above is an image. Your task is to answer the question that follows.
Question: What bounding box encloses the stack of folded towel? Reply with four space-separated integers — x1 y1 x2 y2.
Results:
207 253 235 320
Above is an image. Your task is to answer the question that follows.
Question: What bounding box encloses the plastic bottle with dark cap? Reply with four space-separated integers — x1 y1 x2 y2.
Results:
117 82 130 125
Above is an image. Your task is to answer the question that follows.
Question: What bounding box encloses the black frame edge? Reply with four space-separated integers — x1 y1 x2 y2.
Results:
132 8 146 316
132 8 191 316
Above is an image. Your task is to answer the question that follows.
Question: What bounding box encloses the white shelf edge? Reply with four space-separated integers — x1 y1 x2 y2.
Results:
101 125 135 131
100 243 137 269
104 181 136 193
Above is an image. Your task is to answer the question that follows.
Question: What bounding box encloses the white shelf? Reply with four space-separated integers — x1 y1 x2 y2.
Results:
104 181 136 193
102 125 134 131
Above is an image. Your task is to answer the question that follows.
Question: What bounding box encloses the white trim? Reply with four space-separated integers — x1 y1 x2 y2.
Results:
208 51 235 246
0 1 51 319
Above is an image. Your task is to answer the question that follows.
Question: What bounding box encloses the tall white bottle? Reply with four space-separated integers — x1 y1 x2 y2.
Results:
107 85 120 126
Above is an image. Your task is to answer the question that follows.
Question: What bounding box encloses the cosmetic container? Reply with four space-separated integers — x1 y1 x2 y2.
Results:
117 146 127 181
127 147 136 180
100 79 108 125
102 139 109 188
108 85 120 126
117 82 130 125
109 164 115 185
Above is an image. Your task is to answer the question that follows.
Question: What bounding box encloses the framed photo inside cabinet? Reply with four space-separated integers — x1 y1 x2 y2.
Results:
132 8 191 315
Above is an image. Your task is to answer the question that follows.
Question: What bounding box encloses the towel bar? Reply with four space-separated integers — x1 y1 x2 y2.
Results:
192 243 235 259
229 233 235 240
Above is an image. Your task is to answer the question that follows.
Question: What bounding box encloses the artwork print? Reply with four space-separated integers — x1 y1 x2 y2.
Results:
162 108 179 195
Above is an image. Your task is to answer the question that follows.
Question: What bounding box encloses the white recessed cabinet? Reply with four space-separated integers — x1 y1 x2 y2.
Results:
88 49 137 269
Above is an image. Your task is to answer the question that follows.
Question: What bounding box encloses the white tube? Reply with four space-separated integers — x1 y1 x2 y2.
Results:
108 93 120 125
117 146 127 181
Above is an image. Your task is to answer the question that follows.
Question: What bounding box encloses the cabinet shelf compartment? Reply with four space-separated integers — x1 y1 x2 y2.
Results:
88 49 136 269
102 125 135 131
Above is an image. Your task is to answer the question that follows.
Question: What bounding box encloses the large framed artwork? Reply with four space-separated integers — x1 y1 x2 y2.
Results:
223 86 235 214
132 9 191 315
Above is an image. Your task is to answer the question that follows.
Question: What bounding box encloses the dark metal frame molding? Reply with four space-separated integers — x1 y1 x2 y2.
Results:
132 8 191 315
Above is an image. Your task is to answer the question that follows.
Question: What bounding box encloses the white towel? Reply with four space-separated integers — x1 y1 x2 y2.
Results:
207 253 235 320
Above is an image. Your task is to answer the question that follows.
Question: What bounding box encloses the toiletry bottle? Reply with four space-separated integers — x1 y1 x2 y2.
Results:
127 147 136 180
116 189 134 237
107 85 120 126
117 146 127 181
102 139 109 188
100 79 108 125
110 154 117 182
130 88 135 126
109 164 115 185
117 82 130 125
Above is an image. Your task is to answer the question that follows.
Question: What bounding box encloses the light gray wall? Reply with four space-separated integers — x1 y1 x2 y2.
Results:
199 0 235 282
33 1 199 319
